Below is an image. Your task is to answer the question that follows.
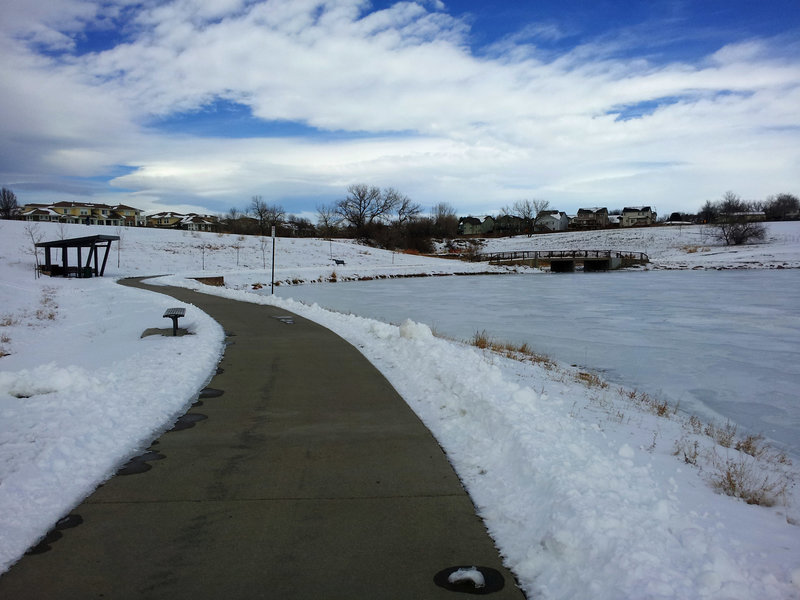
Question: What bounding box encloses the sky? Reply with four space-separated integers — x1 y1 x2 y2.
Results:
1 0 799 219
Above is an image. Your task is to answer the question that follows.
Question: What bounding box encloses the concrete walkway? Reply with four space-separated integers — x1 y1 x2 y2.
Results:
0 279 525 599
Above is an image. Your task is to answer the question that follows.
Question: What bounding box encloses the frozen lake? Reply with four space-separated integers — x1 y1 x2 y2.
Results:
275 270 800 455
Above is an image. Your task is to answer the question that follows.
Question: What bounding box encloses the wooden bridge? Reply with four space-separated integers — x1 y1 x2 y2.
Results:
470 249 649 272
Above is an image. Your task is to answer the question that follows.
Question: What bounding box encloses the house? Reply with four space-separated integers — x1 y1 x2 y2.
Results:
458 215 495 235
494 214 524 235
146 212 185 228
146 212 219 231
50 201 124 226
20 205 63 223
536 210 569 232
113 204 146 227
20 201 141 226
571 207 609 229
180 214 218 232
621 206 657 227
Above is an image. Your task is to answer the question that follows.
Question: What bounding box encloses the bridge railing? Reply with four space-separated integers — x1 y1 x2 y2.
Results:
471 250 649 263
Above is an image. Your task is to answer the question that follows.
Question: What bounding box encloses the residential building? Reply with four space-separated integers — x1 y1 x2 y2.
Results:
571 207 609 229
494 214 524 235
147 212 219 231
458 215 495 235
621 206 657 227
146 212 184 228
20 201 143 226
536 210 569 232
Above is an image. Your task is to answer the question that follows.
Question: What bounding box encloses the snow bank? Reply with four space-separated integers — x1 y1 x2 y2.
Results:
0 270 225 572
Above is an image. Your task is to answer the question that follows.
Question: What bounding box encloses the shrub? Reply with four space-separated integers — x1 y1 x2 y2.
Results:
710 455 787 506
735 434 767 459
472 330 490 349
705 421 737 448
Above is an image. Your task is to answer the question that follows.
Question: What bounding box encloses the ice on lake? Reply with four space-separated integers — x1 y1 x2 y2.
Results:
276 269 800 455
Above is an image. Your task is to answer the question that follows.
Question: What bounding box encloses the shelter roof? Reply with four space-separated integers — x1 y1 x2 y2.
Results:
35 235 120 249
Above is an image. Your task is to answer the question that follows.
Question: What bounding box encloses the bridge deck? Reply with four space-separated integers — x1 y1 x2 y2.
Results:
472 249 649 264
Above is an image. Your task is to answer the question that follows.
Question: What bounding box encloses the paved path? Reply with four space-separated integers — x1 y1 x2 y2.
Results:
0 279 525 599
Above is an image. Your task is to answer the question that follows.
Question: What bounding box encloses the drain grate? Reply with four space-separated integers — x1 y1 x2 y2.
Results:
433 566 505 595
273 315 295 325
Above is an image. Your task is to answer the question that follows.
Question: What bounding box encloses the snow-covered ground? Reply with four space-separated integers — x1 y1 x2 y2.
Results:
474 221 800 270
1 219 799 599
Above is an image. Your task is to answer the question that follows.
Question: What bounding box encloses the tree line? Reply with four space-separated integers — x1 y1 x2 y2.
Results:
697 191 799 224
220 185 459 252
699 191 799 245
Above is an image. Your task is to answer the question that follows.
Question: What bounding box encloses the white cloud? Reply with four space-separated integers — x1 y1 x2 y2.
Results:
0 0 798 215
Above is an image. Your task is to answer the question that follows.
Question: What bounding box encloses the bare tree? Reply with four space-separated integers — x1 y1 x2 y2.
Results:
316 203 341 237
250 196 285 236
335 184 399 234
259 235 271 269
711 191 766 246
507 199 549 236
388 188 421 224
23 222 43 273
698 200 718 224
1 187 18 219
431 202 458 238
531 199 551 232
719 190 747 215
222 207 241 234
764 193 799 221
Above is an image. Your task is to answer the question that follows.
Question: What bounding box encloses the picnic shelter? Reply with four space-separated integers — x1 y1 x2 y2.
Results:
35 234 120 278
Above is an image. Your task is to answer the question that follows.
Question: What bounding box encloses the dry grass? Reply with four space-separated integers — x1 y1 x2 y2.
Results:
471 331 556 368
34 287 58 321
467 328 794 507
709 454 788 506
681 245 710 254
576 371 607 388
618 387 676 418
673 437 700 465
704 421 738 448
0 315 18 327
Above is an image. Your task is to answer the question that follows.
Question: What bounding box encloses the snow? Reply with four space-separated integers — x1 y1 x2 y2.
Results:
448 567 486 588
1 219 799 599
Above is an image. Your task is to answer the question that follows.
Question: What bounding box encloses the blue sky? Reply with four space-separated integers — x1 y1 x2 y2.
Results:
1 0 798 219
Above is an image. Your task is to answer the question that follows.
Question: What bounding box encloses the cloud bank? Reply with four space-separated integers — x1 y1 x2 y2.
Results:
1 0 798 216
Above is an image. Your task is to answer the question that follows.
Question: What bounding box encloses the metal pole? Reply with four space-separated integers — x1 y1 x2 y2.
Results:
271 225 276 295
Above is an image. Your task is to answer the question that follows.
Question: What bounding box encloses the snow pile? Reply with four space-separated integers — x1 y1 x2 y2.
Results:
0 263 225 571
448 567 486 588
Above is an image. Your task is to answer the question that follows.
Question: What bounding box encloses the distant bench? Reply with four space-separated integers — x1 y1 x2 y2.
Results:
333 259 345 266
163 307 185 336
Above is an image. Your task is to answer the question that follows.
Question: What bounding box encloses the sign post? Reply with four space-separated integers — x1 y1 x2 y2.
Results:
270 225 276 295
